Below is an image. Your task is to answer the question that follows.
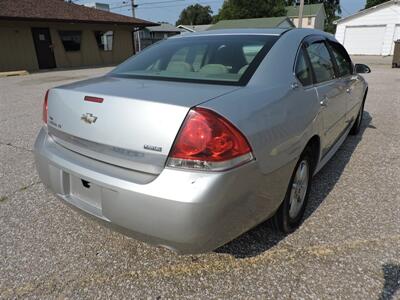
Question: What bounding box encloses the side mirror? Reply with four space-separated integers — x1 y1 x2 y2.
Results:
355 64 371 74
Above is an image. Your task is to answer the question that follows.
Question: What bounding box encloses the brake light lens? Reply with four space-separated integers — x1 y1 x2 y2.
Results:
43 90 49 124
84 96 104 103
167 108 254 171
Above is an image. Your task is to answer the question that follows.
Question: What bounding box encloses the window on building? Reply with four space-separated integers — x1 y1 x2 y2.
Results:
59 31 82 51
95 31 113 51
308 17 312 25
305 41 335 83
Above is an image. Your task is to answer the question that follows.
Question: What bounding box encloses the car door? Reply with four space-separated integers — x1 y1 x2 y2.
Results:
327 41 363 125
304 38 348 155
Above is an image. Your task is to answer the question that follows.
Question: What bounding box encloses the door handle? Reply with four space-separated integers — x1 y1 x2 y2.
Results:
320 96 328 107
290 82 299 90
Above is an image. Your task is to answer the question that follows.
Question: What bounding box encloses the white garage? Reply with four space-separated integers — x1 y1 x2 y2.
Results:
335 0 400 56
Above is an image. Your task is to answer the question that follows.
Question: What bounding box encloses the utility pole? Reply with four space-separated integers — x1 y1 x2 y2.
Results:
131 0 136 18
298 0 305 28
130 0 140 53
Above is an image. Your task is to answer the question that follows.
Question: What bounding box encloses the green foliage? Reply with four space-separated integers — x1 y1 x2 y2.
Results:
215 0 287 22
176 4 213 26
365 0 390 9
286 0 341 33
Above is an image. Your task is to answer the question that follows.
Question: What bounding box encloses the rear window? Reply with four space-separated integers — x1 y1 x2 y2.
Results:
111 35 279 85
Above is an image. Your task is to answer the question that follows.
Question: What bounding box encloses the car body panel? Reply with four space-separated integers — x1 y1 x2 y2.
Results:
48 77 240 174
35 128 295 253
314 79 348 154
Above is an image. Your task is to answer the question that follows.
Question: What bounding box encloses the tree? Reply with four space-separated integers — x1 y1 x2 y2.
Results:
286 0 341 33
365 0 390 9
215 0 287 21
176 4 213 26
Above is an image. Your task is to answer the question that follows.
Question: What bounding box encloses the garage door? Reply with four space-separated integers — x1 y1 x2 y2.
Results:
343 26 386 55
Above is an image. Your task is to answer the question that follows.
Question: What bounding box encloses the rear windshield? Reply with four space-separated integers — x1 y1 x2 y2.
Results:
110 35 279 86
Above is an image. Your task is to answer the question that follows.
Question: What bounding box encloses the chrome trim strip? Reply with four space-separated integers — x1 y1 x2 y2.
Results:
166 153 254 172
48 126 164 174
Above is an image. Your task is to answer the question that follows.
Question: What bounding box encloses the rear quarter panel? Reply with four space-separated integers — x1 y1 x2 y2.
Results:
202 30 324 209
203 30 322 171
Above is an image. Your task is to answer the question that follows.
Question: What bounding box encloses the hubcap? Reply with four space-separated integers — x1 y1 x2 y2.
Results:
289 160 309 219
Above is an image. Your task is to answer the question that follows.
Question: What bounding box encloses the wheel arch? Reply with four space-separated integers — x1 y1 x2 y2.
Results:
364 86 369 101
304 135 321 173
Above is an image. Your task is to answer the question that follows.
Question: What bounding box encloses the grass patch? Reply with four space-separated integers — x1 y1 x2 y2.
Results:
0 196 8 202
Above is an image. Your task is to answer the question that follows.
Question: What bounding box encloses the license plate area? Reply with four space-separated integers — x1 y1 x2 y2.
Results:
69 175 101 209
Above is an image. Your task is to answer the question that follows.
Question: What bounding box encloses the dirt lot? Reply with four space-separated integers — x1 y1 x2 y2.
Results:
0 62 399 299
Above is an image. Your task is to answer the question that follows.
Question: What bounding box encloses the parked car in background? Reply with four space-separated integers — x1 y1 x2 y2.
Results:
34 28 370 254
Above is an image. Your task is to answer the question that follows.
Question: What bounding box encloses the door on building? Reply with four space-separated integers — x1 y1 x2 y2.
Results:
32 28 56 69
343 26 386 55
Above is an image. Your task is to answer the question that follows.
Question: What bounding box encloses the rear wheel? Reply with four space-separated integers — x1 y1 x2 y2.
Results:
350 101 365 135
272 148 313 233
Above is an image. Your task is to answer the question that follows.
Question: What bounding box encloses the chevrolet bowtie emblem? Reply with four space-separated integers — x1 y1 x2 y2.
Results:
81 113 98 124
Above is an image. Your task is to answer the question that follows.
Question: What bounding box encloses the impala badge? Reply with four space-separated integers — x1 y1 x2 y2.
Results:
81 113 98 124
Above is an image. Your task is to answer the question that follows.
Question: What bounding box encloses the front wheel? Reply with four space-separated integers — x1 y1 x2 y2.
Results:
272 148 313 233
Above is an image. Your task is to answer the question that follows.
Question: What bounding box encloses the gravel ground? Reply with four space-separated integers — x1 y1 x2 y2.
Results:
0 63 399 299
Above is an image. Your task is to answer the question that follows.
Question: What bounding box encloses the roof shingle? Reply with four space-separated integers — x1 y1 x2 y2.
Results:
0 0 157 26
285 3 324 17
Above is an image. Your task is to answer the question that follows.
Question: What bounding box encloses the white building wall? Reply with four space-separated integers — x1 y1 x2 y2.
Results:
290 10 325 30
335 3 400 56
291 16 316 29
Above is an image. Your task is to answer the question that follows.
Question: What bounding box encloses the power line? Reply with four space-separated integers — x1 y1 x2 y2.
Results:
112 0 185 9
113 0 220 11
138 0 185 6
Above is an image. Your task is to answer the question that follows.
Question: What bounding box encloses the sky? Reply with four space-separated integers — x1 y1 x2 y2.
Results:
78 0 367 24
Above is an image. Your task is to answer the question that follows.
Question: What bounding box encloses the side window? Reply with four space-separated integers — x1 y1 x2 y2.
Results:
328 42 353 77
295 46 313 86
305 41 335 83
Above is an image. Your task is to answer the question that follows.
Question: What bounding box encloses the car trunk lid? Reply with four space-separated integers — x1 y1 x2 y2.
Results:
47 76 240 175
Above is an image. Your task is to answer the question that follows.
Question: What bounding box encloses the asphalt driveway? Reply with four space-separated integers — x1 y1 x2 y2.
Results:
1 63 399 299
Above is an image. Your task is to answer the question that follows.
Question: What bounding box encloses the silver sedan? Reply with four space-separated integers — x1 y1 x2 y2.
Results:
34 28 370 254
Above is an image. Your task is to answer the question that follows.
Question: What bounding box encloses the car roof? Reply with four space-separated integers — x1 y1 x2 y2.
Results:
170 28 336 41
170 28 292 38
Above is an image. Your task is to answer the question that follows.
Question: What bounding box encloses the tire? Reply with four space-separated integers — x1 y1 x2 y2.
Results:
272 147 313 233
349 100 365 135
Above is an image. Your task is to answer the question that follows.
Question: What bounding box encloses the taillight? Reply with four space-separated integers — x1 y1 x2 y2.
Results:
43 90 49 124
167 108 254 171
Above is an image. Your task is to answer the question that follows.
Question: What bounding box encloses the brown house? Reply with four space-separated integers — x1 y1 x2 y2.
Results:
0 0 157 72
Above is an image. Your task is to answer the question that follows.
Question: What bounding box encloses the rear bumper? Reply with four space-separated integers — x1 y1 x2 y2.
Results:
34 127 292 254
